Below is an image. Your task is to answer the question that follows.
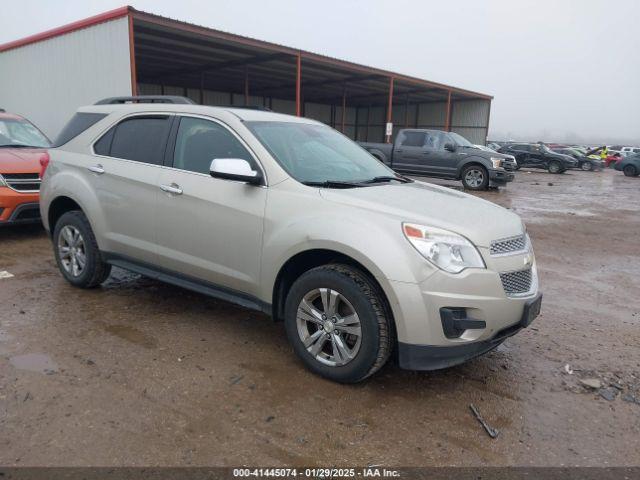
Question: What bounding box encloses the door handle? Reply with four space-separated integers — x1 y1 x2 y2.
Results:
160 183 183 195
395 149 404 153
88 164 105 174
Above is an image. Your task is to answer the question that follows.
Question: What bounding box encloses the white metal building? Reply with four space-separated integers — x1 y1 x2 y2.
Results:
0 6 493 144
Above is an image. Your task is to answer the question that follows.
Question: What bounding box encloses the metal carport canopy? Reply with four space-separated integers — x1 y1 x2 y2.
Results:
127 7 491 139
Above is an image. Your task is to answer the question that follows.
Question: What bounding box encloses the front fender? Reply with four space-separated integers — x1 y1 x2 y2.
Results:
258 186 438 304
456 155 491 177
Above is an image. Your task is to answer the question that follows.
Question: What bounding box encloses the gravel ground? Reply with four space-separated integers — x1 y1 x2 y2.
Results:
0 168 639 467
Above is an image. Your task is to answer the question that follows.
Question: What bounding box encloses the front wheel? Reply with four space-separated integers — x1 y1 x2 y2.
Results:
53 211 111 288
284 264 392 383
461 165 489 190
548 161 562 174
581 161 593 171
623 165 638 177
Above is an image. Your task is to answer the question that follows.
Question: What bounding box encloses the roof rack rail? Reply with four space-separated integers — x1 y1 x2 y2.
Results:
226 105 272 112
94 95 196 105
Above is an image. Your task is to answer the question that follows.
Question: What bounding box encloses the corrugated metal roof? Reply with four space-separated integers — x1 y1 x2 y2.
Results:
0 6 492 102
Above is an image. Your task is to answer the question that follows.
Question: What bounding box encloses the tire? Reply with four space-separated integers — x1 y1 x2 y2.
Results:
284 264 392 383
461 164 489 190
52 210 111 288
548 161 562 174
580 161 593 171
623 165 638 177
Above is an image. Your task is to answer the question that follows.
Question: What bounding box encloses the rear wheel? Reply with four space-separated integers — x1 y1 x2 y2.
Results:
623 164 638 177
461 165 489 190
53 211 111 288
284 264 392 383
581 161 593 171
548 161 562 174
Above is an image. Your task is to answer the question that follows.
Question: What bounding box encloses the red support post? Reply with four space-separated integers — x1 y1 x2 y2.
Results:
295 53 302 116
445 89 452 132
341 86 346 133
128 14 138 96
385 76 394 143
244 66 250 105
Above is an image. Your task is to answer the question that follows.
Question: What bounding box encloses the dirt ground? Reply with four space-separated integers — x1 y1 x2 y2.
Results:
0 168 639 467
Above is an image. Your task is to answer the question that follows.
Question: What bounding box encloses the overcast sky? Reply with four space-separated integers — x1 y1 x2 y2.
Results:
2 0 639 144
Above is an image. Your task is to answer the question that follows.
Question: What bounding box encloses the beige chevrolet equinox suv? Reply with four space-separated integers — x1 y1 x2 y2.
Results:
40 96 542 383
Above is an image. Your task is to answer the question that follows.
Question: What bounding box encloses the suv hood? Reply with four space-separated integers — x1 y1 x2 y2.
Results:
320 180 523 248
0 148 46 174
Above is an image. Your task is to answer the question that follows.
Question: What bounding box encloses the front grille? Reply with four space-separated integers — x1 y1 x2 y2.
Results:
490 234 526 256
500 268 532 296
3 173 41 192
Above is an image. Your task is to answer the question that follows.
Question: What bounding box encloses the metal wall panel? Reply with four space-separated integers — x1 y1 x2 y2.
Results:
0 17 131 139
138 83 162 95
451 127 487 145
304 102 332 124
271 98 296 115
417 102 447 126
203 90 232 105
451 99 490 128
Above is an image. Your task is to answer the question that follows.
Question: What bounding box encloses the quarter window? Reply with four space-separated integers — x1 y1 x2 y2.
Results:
173 117 254 174
94 116 171 165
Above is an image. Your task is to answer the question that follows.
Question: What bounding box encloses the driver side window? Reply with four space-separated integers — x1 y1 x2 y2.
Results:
173 117 254 174
424 131 448 151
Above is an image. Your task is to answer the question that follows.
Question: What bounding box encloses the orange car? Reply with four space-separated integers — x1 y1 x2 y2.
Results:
0 109 51 226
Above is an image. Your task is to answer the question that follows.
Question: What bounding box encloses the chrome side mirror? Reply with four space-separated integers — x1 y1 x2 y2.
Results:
209 158 262 185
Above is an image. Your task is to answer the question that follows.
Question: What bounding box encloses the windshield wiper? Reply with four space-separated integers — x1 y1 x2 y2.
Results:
302 180 364 189
360 175 412 184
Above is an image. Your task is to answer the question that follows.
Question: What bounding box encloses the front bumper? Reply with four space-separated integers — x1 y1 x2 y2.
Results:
488 168 514 186
0 188 41 226
398 293 542 370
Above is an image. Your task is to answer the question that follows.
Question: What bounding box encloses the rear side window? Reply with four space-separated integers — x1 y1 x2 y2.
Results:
172 117 254 174
400 131 426 147
512 144 530 151
95 116 171 165
55 112 107 147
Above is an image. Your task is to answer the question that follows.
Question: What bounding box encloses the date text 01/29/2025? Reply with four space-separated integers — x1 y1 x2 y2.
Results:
232 468 401 477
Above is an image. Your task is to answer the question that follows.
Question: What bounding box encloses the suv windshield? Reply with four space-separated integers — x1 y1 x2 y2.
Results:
448 132 474 147
247 121 398 184
0 118 51 148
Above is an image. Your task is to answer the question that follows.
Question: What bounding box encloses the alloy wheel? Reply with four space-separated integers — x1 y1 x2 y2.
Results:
296 288 362 367
464 169 484 188
58 226 86 277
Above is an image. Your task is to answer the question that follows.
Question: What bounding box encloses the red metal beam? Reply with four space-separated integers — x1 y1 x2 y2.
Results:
445 90 452 132
128 13 138 96
295 53 302 116
385 76 394 143
0 6 131 53
244 66 250 105
341 87 347 133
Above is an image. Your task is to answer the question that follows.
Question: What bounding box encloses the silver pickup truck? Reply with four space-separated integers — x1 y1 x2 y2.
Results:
359 129 515 190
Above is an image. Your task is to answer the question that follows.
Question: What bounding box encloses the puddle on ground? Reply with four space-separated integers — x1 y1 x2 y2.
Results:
10 353 58 374
103 324 157 348
0 331 14 343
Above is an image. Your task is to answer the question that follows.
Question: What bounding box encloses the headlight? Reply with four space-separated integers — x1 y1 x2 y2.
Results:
490 157 503 168
403 223 485 273
0 174 6 187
